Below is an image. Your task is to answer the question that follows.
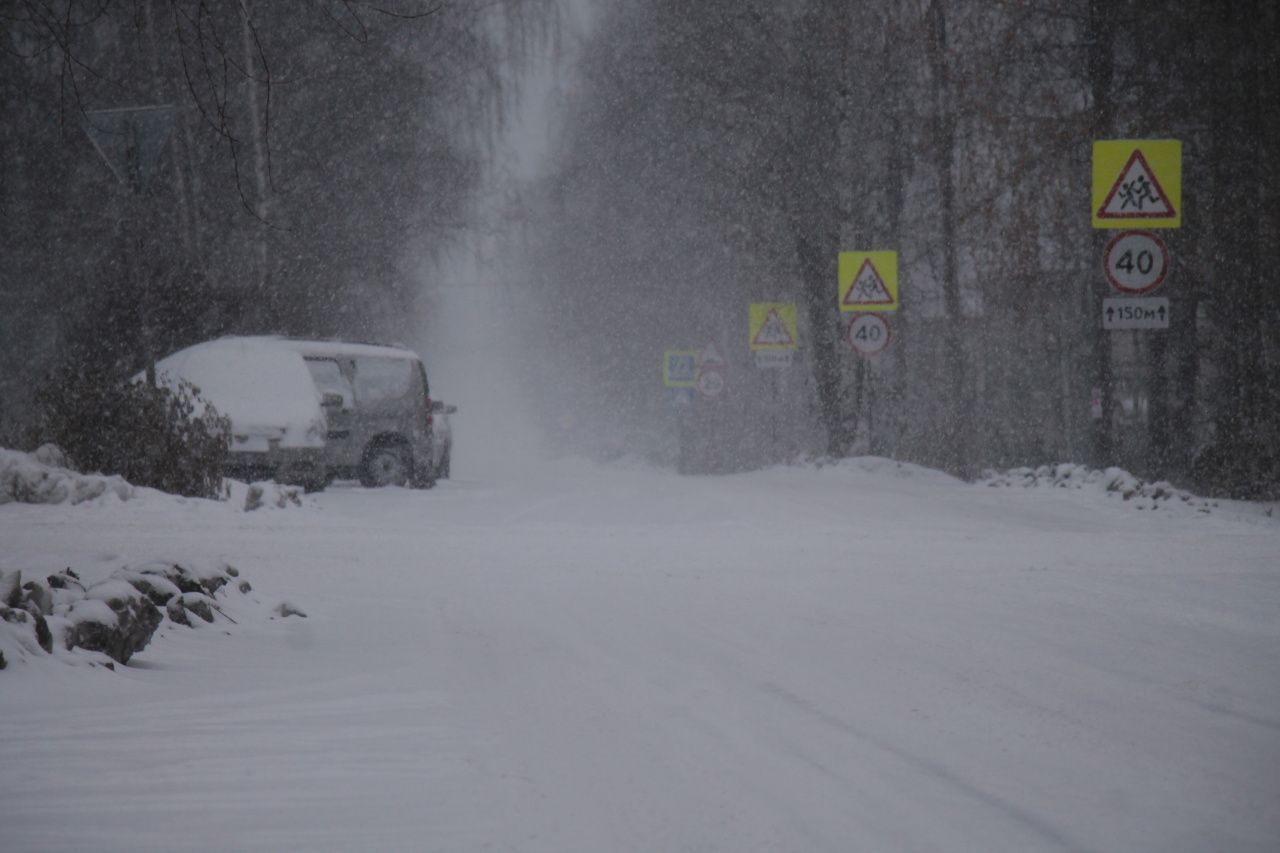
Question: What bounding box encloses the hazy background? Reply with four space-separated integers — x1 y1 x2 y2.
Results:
1 1 1276 496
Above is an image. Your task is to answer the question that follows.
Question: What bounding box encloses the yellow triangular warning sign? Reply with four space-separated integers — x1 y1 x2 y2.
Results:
1097 149 1176 220
753 309 794 347
842 259 894 307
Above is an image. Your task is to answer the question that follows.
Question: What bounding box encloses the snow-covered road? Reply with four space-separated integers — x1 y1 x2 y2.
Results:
2 459 1278 852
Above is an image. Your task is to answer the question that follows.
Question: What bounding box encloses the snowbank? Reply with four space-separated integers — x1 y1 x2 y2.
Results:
0 446 134 505
983 462 1195 503
980 461 1279 521
822 455 966 484
220 478 305 511
1 445 309 512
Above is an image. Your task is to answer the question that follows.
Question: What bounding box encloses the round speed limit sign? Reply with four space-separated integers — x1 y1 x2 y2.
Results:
696 367 725 398
1104 230 1169 295
845 313 891 356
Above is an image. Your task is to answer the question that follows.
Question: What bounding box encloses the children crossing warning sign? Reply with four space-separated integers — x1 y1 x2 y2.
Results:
748 303 798 351
837 251 898 312
843 259 894 308
754 311 793 346
1092 140 1181 229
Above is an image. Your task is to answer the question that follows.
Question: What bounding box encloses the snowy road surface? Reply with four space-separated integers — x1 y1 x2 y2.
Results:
2 459 1278 852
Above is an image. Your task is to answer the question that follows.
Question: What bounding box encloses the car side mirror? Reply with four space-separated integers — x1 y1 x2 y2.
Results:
444 404 458 415
321 392 345 408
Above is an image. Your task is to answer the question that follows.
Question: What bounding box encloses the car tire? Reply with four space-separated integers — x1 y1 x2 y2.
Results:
360 442 412 488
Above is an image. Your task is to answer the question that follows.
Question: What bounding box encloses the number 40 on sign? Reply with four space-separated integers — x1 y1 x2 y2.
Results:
1103 230 1168 295
845 314 891 356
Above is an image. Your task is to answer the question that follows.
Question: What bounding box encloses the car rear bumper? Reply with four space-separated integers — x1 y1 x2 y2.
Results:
225 446 326 486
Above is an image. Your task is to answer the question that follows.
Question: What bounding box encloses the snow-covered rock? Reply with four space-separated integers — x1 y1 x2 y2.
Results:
233 479 304 512
166 592 224 626
0 560 263 670
63 590 162 665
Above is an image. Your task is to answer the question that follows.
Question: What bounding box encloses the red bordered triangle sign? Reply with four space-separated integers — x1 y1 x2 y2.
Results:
1096 149 1177 220
753 309 794 347
698 340 726 369
842 258 894 308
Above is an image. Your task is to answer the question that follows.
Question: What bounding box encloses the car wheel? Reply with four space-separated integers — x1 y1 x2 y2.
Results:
360 443 412 487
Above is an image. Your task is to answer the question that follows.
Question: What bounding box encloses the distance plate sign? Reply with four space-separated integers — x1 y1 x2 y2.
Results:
845 313 891 356
1102 297 1169 330
1104 230 1169 295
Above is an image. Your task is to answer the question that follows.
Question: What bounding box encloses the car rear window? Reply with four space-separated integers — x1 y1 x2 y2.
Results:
305 358 354 406
354 357 417 403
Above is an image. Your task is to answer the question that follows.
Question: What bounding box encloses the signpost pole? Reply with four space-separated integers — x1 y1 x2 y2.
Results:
1090 138 1182 468
854 355 866 442
1092 233 1115 468
771 365 779 454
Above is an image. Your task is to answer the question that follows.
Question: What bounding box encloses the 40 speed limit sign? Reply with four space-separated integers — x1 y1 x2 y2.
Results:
1104 230 1169 295
845 313 891 356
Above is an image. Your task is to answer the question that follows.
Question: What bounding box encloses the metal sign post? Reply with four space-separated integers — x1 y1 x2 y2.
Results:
1090 139 1182 467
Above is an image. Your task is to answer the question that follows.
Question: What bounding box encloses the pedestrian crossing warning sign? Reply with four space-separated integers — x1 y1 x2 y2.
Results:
749 303 798 351
1092 140 1181 229
838 251 898 312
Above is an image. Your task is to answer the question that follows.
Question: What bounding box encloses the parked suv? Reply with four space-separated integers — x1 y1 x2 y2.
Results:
154 336 438 490
281 339 437 488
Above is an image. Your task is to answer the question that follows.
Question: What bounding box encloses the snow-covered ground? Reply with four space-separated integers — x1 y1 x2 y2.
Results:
1 456 1277 852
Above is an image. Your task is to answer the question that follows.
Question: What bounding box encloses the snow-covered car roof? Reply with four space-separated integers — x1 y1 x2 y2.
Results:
152 337 326 448
277 338 421 362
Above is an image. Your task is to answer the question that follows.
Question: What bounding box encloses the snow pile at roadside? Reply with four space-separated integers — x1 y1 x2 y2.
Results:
220 478 306 511
0 445 309 512
821 455 965 484
0 560 301 672
0 446 134 505
979 462 1270 518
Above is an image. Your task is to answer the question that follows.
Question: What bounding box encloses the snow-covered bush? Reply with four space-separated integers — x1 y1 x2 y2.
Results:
979 462 1226 513
0 447 134 505
31 366 229 499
